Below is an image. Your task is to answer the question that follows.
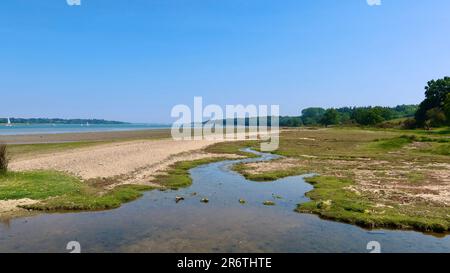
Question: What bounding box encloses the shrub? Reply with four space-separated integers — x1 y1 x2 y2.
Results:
0 143 8 174
402 118 417 129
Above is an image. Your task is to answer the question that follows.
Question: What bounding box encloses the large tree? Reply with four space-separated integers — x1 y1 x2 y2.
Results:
415 77 450 127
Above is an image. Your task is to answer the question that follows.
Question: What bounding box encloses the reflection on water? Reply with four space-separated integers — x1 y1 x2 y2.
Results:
0 149 449 253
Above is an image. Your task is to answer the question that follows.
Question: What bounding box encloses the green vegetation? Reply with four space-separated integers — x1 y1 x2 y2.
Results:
232 162 307 182
425 143 450 156
0 170 153 211
205 140 259 157
415 77 450 128
212 104 417 128
263 200 276 206
366 137 413 151
155 157 229 189
299 105 418 127
444 93 450 122
301 107 326 125
320 109 340 127
274 128 397 158
25 184 152 211
279 116 302 127
0 171 82 200
235 104 417 128
297 176 449 233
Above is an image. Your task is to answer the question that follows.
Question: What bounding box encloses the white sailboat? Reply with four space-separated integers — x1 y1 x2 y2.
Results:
6 118 12 127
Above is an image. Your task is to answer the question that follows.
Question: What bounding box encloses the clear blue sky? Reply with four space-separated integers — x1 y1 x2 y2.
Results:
1 0 449 123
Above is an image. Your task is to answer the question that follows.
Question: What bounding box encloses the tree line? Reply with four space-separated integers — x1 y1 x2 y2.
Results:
211 105 416 128
300 105 418 126
277 105 418 127
198 75 449 129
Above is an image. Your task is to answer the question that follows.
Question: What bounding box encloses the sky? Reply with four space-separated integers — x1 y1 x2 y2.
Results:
1 0 450 123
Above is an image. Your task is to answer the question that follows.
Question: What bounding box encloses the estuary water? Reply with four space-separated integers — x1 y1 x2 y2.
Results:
0 149 448 253
0 123 169 135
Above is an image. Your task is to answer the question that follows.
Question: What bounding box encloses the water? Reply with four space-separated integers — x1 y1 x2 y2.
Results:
0 149 448 253
0 123 169 135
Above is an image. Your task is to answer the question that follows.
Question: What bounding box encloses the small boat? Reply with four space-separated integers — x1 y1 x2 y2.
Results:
5 118 12 127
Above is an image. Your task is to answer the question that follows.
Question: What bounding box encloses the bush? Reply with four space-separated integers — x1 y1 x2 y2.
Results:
0 144 8 174
402 118 417 129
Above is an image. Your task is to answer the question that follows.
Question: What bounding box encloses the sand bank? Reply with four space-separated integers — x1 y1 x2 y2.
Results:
9 139 227 185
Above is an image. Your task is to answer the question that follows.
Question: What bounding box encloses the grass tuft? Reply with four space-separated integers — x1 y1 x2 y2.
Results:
232 162 308 182
367 137 412 151
155 157 229 189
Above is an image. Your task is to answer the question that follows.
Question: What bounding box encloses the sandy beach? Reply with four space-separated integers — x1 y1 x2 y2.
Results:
9 138 230 187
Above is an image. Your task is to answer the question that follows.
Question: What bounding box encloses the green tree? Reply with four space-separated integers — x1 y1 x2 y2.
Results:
320 109 340 127
372 107 394 120
352 108 384 126
301 107 325 125
415 77 450 127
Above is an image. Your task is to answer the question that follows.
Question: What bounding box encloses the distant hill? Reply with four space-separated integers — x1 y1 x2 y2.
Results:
0 118 129 125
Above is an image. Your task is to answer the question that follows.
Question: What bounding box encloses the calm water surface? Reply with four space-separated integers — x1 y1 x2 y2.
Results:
0 149 448 253
0 124 169 135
